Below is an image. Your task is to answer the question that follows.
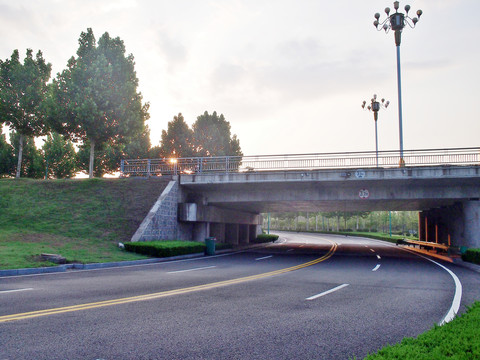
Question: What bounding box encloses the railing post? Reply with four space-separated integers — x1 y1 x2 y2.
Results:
120 160 124 177
226 157 229 175
147 159 151 177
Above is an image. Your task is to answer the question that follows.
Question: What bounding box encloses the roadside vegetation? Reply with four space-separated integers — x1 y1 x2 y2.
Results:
265 211 419 237
124 241 206 258
0 178 169 269
462 248 480 265
253 234 280 243
362 301 480 359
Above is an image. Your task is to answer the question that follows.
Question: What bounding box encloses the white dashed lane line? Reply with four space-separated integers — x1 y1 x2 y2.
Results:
372 264 381 272
255 255 274 261
167 266 216 274
306 284 350 301
0 288 33 294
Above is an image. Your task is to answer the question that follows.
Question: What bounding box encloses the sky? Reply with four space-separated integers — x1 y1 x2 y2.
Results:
1 0 479 157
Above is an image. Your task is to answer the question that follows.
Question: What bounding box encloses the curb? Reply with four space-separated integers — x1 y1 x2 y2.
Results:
452 258 480 274
0 243 269 278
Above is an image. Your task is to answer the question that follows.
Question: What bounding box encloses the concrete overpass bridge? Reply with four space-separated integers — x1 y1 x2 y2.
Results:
122 148 480 249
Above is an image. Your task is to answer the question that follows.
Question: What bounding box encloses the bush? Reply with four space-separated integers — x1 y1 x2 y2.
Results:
253 234 279 243
462 248 480 265
124 240 205 258
364 301 480 359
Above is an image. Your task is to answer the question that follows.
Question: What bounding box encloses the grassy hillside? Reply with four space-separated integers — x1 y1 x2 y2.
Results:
0 178 170 269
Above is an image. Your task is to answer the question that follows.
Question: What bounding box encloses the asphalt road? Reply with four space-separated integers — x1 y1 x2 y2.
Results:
1 232 479 360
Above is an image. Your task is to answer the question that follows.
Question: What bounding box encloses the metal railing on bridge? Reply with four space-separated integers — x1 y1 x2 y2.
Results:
120 147 480 177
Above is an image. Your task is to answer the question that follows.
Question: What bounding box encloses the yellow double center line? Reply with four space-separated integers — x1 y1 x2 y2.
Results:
0 241 337 323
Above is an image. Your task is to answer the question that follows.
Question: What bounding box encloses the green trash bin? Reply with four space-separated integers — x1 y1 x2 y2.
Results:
205 237 216 256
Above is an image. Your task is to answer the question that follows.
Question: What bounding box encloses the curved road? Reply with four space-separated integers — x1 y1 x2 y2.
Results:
1 232 479 359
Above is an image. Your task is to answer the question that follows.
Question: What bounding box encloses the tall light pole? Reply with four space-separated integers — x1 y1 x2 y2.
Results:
362 95 389 168
374 1 422 167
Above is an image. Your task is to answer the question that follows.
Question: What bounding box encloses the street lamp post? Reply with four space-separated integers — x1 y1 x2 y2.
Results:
374 1 422 167
362 95 389 168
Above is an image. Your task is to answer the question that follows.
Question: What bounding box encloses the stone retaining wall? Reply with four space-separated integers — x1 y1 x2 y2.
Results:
131 180 179 242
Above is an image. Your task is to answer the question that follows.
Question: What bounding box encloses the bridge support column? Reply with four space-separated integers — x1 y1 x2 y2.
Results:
210 223 226 243
418 212 426 241
421 200 480 249
226 224 239 245
249 225 259 243
239 224 249 244
463 200 480 248
193 222 209 242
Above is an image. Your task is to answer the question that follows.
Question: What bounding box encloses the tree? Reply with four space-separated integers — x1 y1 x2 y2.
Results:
10 131 44 178
0 132 15 177
42 132 77 178
76 141 123 178
159 113 194 158
0 49 51 178
48 28 149 178
192 111 242 157
123 124 152 159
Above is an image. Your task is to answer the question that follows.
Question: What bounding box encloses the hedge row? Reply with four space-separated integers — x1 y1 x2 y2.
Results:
364 301 480 359
462 248 480 265
124 241 206 258
253 234 279 243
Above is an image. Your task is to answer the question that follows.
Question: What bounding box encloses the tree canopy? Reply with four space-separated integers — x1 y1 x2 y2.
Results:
192 111 242 157
0 133 15 177
0 49 51 178
159 113 194 158
158 111 242 159
42 132 76 179
47 28 149 177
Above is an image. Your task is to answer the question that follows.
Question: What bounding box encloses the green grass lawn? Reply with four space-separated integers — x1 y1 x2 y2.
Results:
362 301 480 359
0 178 169 269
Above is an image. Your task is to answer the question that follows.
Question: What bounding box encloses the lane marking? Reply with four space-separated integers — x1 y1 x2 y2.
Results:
0 251 243 279
432 260 462 325
167 266 216 274
376 255 381 260
286 249 294 253
306 284 349 301
255 255 273 261
370 249 375 253
364 239 463 325
0 288 33 294
0 241 338 323
372 264 381 272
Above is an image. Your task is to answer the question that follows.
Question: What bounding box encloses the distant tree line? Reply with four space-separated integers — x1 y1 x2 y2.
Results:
0 29 241 179
265 211 419 236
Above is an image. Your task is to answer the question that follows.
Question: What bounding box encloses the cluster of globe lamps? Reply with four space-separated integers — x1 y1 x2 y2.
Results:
363 1 422 167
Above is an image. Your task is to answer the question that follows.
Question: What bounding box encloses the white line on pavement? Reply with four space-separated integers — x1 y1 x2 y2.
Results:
255 255 273 261
370 249 376 253
306 284 349 301
376 255 381 260
372 264 381 272
425 259 462 325
0 288 33 294
167 266 216 274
